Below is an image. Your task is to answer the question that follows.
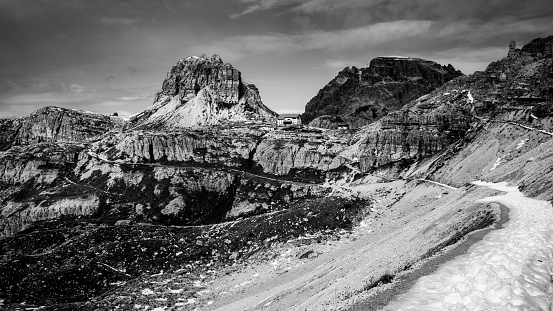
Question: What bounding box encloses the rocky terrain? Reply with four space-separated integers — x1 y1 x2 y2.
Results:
0 36 552 310
303 57 462 129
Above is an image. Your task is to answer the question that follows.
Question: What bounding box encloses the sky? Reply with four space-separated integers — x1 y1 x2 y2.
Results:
1 0 552 118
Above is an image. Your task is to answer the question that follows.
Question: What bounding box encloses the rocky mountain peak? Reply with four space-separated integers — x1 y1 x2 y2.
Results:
485 35 553 84
129 54 277 128
302 56 462 129
183 53 223 63
159 53 242 103
521 35 553 58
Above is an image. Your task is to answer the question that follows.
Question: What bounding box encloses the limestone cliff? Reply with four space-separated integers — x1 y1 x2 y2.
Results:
0 107 122 150
129 54 277 129
303 57 462 129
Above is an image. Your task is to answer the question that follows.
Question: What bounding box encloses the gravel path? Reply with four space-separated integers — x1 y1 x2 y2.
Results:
384 181 553 310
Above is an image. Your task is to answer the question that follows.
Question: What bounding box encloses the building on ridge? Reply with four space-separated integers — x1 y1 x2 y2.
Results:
277 113 302 126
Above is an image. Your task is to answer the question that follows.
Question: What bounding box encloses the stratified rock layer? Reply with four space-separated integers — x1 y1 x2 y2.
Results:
303 57 462 129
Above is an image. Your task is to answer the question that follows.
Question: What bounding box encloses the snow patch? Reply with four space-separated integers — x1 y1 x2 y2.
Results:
516 139 527 150
467 91 474 104
490 156 503 171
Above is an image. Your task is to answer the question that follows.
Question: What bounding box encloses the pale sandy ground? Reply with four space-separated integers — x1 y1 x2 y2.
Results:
177 179 502 311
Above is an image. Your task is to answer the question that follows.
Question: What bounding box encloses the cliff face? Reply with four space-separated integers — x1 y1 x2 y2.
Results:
129 54 277 129
0 107 122 150
0 118 20 150
0 143 85 236
303 57 462 129
78 126 351 177
353 91 474 172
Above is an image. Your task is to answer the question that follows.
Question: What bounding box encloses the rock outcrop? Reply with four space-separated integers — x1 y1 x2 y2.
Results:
352 91 474 172
0 107 122 150
129 54 277 129
520 36 553 58
303 57 462 129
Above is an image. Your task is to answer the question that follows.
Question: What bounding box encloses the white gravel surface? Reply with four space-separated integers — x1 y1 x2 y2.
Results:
385 181 553 310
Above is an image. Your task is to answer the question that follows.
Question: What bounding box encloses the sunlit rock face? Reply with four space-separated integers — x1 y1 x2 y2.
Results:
302 57 462 129
354 93 474 172
128 54 277 129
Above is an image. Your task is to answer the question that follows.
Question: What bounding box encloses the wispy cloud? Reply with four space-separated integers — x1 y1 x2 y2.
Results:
230 0 299 18
0 74 157 118
193 20 434 59
316 59 352 71
117 96 148 101
99 17 137 25
232 0 553 19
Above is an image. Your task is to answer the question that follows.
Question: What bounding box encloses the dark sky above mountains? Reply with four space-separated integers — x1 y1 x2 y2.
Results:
1 0 552 118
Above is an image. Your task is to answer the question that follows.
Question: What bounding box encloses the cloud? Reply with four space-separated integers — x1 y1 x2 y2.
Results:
99 17 137 25
230 0 299 18
117 96 142 101
0 73 158 117
4 93 87 105
419 46 508 74
128 66 144 74
316 59 351 71
193 20 434 59
232 0 553 18
105 75 116 82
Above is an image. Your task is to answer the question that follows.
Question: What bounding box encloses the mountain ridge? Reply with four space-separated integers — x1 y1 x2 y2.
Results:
302 56 462 129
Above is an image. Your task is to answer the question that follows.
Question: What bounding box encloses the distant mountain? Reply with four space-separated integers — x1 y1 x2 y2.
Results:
303 57 462 129
128 54 277 129
0 106 122 151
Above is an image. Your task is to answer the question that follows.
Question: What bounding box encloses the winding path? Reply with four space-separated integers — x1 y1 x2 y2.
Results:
384 181 553 310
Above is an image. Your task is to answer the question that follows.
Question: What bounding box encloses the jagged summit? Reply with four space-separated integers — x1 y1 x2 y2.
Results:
182 53 223 63
302 56 462 129
129 54 277 129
